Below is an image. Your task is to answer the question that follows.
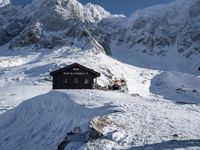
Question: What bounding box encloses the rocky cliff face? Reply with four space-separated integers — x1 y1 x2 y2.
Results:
0 0 118 54
0 0 200 67
108 0 200 59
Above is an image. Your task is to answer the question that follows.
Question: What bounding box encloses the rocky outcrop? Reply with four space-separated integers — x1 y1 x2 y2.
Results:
0 0 118 54
110 0 200 58
9 21 41 48
0 17 30 46
84 3 111 22
58 117 112 150
88 116 112 140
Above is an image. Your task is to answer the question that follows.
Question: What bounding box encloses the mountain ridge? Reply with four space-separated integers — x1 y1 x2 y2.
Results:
0 0 200 74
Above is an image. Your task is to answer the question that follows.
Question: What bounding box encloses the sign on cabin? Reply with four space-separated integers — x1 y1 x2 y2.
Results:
50 63 100 89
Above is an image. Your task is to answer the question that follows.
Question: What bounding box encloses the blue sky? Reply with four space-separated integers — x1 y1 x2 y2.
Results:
11 0 174 16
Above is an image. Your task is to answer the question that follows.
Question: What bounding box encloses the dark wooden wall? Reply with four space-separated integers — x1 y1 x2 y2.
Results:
52 66 95 89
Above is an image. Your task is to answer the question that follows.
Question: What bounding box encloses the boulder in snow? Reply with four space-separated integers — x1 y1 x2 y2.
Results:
88 116 112 140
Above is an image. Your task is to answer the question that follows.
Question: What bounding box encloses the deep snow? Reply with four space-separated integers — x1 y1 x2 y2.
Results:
0 44 200 150
0 90 200 150
0 90 116 150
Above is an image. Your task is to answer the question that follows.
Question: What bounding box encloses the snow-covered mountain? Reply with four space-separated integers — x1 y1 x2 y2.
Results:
97 0 200 74
0 0 200 74
0 0 10 7
0 0 122 55
0 0 200 150
122 0 200 58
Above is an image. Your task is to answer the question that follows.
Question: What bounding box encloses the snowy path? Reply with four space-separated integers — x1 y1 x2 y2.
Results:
80 90 200 149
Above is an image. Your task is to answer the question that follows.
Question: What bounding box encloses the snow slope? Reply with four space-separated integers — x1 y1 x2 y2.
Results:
0 42 199 149
150 72 200 104
0 45 158 98
0 90 200 150
82 90 200 150
0 90 115 150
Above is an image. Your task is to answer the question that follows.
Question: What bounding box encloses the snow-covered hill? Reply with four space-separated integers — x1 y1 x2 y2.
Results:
0 42 199 149
0 90 116 150
0 90 200 150
0 0 10 7
0 0 200 149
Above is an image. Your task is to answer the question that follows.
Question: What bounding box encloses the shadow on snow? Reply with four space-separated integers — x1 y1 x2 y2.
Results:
129 139 200 150
0 91 116 150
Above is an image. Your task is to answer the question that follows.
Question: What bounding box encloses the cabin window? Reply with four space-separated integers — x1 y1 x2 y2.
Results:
84 78 89 84
73 78 78 84
63 78 68 84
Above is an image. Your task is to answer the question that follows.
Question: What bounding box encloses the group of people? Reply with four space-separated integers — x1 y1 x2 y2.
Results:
108 77 128 92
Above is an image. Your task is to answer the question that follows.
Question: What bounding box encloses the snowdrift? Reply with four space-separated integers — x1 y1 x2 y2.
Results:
150 72 200 104
0 91 115 150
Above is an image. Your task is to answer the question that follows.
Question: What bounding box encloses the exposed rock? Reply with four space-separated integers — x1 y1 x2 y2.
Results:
95 34 111 55
88 116 112 140
42 36 64 49
0 18 5 26
94 0 200 59
0 17 30 46
1 0 115 54
0 0 200 67
9 22 42 49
